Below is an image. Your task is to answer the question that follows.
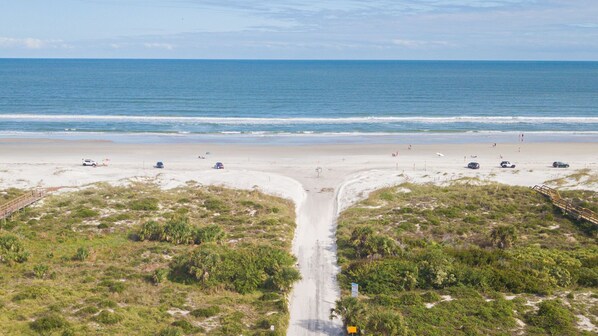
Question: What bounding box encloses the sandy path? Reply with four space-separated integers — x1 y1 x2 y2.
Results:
287 174 344 336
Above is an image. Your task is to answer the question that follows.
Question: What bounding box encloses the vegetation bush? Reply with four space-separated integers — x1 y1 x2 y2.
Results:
72 207 99 219
137 216 225 245
525 299 577 335
0 183 298 335
33 264 50 279
334 183 597 335
129 197 159 211
171 244 300 294
158 326 183 336
29 313 70 333
73 246 89 261
94 310 124 325
190 305 221 318
151 268 169 284
0 234 29 264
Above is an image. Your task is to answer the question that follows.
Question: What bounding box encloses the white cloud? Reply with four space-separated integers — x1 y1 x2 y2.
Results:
392 39 452 48
0 37 71 49
143 42 174 50
568 23 598 29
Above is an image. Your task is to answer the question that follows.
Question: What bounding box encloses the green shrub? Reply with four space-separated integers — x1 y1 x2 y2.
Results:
161 216 194 244
94 310 124 325
30 313 70 333
77 306 99 316
33 264 49 279
526 299 576 335
99 280 126 293
152 268 169 284
193 224 225 244
171 320 197 333
190 305 221 318
129 198 159 211
203 197 230 212
171 244 299 294
138 221 163 241
73 247 89 261
12 287 45 302
158 327 183 336
365 310 413 336
0 235 30 264
73 207 98 218
97 222 111 229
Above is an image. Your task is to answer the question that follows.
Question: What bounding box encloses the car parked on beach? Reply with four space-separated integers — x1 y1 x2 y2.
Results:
82 159 97 167
155 161 164 169
553 161 569 168
500 161 516 168
467 162 480 169
214 162 224 169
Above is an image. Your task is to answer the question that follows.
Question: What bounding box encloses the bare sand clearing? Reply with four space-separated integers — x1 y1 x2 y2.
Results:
1 139 597 335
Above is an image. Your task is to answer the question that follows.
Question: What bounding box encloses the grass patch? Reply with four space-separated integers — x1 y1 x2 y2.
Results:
334 183 598 335
0 182 298 335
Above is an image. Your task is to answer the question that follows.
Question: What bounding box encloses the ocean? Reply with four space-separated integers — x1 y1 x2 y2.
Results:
1 59 597 143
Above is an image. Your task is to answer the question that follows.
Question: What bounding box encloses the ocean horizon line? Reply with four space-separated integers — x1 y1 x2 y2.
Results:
2 58 598 62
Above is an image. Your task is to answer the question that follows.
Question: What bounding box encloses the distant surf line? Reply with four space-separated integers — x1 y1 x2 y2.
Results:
2 114 598 124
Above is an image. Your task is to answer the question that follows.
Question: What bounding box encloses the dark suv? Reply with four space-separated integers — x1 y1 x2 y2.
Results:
214 162 224 169
553 161 569 168
467 162 480 169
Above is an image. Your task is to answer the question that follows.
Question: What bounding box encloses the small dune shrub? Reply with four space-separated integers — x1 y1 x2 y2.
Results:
33 264 49 279
0 235 30 264
152 268 169 284
526 299 576 335
158 327 183 336
73 207 99 219
94 310 124 325
190 306 221 318
73 247 89 261
171 320 198 333
29 313 70 333
138 221 163 241
129 198 159 211
194 225 225 244
99 280 126 293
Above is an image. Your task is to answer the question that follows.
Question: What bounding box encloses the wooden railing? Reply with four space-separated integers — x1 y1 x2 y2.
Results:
532 185 598 226
0 188 46 220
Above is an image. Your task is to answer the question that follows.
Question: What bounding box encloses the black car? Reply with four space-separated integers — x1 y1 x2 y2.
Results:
214 162 224 169
155 161 164 168
553 161 569 168
467 162 480 169
500 161 516 168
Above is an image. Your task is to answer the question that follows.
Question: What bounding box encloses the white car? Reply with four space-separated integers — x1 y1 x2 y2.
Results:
82 159 97 167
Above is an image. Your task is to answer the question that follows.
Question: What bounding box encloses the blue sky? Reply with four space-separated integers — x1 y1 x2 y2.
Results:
1 0 597 59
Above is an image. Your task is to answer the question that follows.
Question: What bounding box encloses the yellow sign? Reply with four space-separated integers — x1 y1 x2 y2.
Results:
347 326 358 334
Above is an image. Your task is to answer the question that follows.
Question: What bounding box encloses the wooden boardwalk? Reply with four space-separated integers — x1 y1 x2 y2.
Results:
532 185 598 226
0 188 47 220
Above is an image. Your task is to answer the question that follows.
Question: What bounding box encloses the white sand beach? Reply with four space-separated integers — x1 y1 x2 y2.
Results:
1 139 597 335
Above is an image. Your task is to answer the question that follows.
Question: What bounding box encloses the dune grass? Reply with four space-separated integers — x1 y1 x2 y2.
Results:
334 182 597 335
0 182 298 335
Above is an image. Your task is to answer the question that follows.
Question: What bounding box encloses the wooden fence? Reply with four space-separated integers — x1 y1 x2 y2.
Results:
532 185 598 226
0 188 47 220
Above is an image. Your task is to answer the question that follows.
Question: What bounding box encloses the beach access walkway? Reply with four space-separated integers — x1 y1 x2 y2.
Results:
532 185 598 226
0 188 48 221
